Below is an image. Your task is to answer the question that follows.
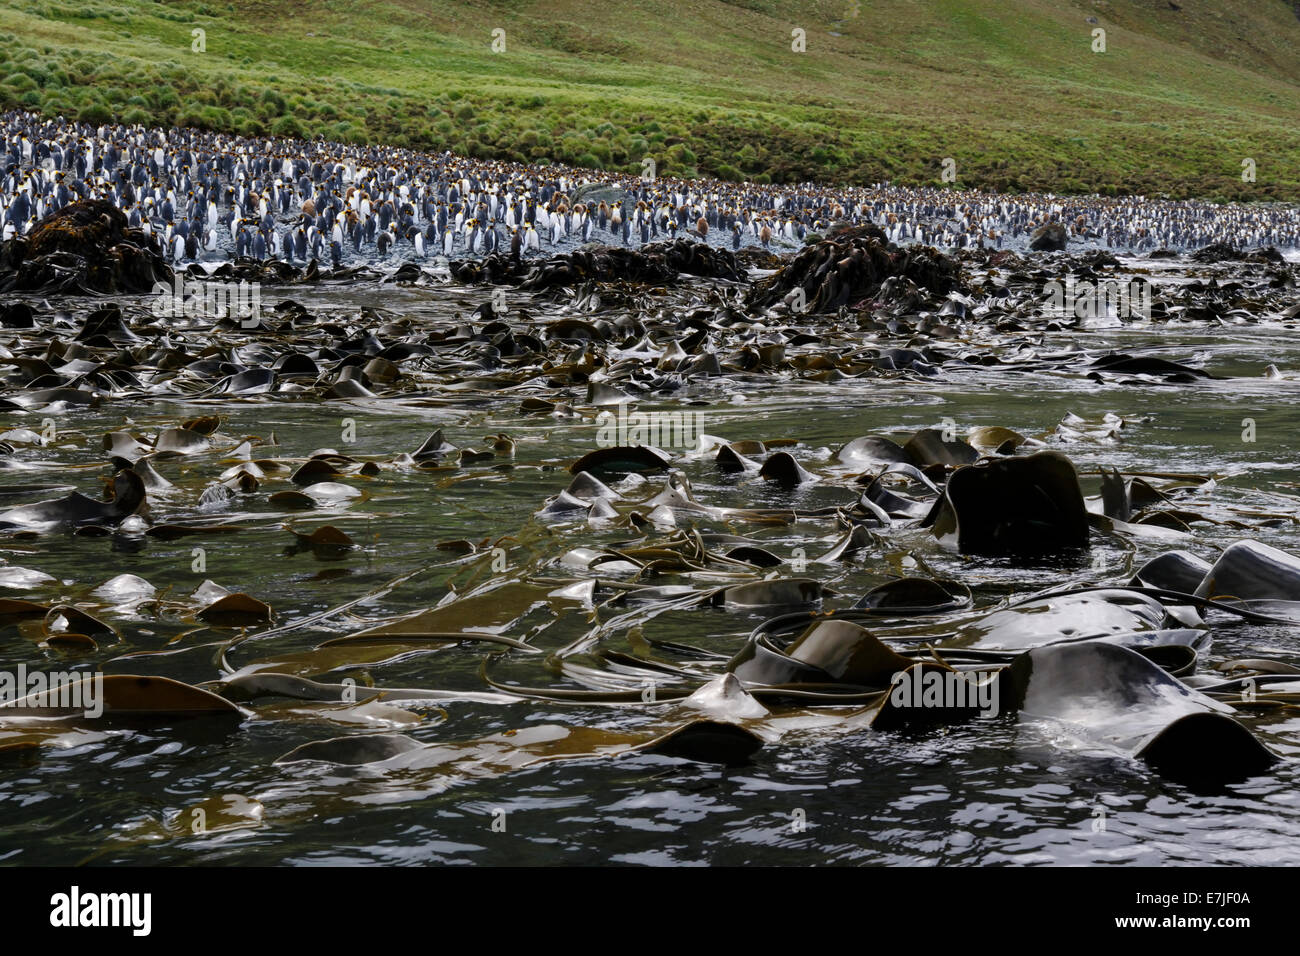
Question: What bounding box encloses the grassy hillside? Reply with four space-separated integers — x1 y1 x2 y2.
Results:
3 0 1300 199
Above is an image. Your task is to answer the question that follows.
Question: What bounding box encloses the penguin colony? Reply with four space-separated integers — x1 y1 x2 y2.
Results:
4 109 1298 270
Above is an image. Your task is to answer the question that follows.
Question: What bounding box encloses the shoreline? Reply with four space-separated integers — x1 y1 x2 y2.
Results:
5 110 1300 284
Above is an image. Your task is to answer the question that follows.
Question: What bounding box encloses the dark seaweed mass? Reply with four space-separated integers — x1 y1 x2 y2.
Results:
746 224 966 314
0 200 172 295
448 237 742 288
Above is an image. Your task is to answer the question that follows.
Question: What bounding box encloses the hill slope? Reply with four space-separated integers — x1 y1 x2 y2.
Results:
3 0 1300 199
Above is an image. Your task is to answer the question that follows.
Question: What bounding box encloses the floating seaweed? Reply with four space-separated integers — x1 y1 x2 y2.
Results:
3 223 1300 865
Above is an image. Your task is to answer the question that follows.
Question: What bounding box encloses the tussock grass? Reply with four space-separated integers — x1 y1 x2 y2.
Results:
3 0 1300 199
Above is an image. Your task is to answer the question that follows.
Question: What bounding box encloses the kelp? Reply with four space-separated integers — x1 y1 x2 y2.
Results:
0 674 243 719
1195 539 1300 620
0 469 146 532
4 248 1300 851
930 452 1090 556
1000 641 1277 784
274 717 763 771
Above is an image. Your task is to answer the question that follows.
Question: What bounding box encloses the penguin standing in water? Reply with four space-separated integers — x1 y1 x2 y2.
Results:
412 227 426 258
731 221 742 250
510 226 522 261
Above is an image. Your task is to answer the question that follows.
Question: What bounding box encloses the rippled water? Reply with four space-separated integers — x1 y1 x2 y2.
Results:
3 260 1300 866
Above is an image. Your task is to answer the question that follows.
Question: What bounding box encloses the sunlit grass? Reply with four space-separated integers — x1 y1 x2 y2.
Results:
3 0 1300 198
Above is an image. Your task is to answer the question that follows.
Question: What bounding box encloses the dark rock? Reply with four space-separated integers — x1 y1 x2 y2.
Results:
571 183 635 209
1029 222 1068 252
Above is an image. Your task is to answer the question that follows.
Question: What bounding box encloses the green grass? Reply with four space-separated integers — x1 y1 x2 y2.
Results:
3 0 1300 199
